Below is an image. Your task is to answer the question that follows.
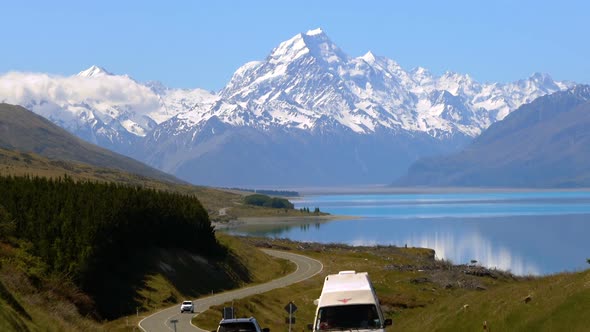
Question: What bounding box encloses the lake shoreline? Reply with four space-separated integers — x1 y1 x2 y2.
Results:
221 191 590 276
212 214 357 230
288 186 590 195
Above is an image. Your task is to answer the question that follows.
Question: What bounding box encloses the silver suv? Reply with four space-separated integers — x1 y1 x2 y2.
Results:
180 301 194 313
216 317 269 332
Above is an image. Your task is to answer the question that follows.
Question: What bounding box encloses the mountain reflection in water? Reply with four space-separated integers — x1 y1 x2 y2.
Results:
224 191 590 275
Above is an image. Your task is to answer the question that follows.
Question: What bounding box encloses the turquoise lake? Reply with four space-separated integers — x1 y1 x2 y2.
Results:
225 191 590 275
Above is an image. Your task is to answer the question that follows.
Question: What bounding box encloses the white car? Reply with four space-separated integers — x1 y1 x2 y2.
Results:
180 301 194 313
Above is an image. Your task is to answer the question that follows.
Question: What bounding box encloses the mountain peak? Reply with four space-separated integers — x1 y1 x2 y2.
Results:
515 72 559 91
77 65 112 78
269 29 347 65
411 66 433 81
361 51 377 63
305 28 325 36
529 72 553 83
411 66 430 75
441 70 472 81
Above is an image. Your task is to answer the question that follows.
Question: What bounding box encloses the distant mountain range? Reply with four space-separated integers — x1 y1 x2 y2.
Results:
0 103 181 184
0 29 575 185
395 85 590 187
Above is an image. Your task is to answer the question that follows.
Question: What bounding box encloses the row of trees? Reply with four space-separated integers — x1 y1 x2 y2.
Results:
0 175 221 316
299 207 321 214
243 194 295 209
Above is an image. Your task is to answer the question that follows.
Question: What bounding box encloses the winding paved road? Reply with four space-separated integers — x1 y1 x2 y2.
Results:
139 249 323 332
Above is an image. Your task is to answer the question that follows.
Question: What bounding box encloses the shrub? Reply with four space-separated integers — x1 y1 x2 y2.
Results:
243 194 294 209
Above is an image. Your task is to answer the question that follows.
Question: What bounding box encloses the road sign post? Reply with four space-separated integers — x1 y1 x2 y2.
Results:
284 301 298 332
170 319 178 332
223 306 234 319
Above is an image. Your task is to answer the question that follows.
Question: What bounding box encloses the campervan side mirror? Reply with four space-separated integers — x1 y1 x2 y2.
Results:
384 319 393 326
262 328 270 332
307 323 313 331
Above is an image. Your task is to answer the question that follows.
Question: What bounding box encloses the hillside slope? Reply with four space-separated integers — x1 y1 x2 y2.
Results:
0 174 293 329
0 233 291 331
194 238 590 332
0 146 315 222
396 85 590 187
0 103 180 184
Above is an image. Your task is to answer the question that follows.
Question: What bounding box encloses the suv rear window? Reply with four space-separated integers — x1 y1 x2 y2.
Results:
218 322 257 332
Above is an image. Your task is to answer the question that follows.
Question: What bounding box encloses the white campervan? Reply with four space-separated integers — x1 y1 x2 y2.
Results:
311 271 392 331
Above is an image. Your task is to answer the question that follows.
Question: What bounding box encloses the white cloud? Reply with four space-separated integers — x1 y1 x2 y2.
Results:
0 71 160 110
0 71 164 136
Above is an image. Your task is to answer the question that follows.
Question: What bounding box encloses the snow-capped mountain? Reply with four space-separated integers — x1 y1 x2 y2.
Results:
396 85 590 187
218 28 572 138
0 28 575 185
0 67 215 155
77 65 113 78
0 69 163 154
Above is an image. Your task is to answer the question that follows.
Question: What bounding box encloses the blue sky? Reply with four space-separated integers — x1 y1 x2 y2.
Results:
1 0 588 90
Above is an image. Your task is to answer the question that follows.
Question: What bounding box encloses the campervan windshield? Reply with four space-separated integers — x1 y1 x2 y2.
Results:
316 304 381 330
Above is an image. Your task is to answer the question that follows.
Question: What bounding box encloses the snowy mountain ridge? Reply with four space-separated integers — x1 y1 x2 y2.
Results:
0 28 576 185
216 29 572 139
0 29 572 144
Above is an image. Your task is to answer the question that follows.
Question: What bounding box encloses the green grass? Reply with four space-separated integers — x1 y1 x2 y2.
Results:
193 239 439 331
194 238 590 332
3 230 590 331
0 283 35 332
0 233 294 332
395 271 590 331
0 241 101 331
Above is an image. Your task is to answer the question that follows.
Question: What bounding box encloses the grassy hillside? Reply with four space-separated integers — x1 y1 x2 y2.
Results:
0 147 316 222
395 270 590 331
0 240 102 331
0 175 290 330
0 147 171 185
194 238 590 332
0 233 293 332
0 103 180 184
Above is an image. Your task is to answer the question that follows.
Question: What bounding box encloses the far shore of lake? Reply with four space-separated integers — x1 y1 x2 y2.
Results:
212 214 356 230
286 186 590 196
